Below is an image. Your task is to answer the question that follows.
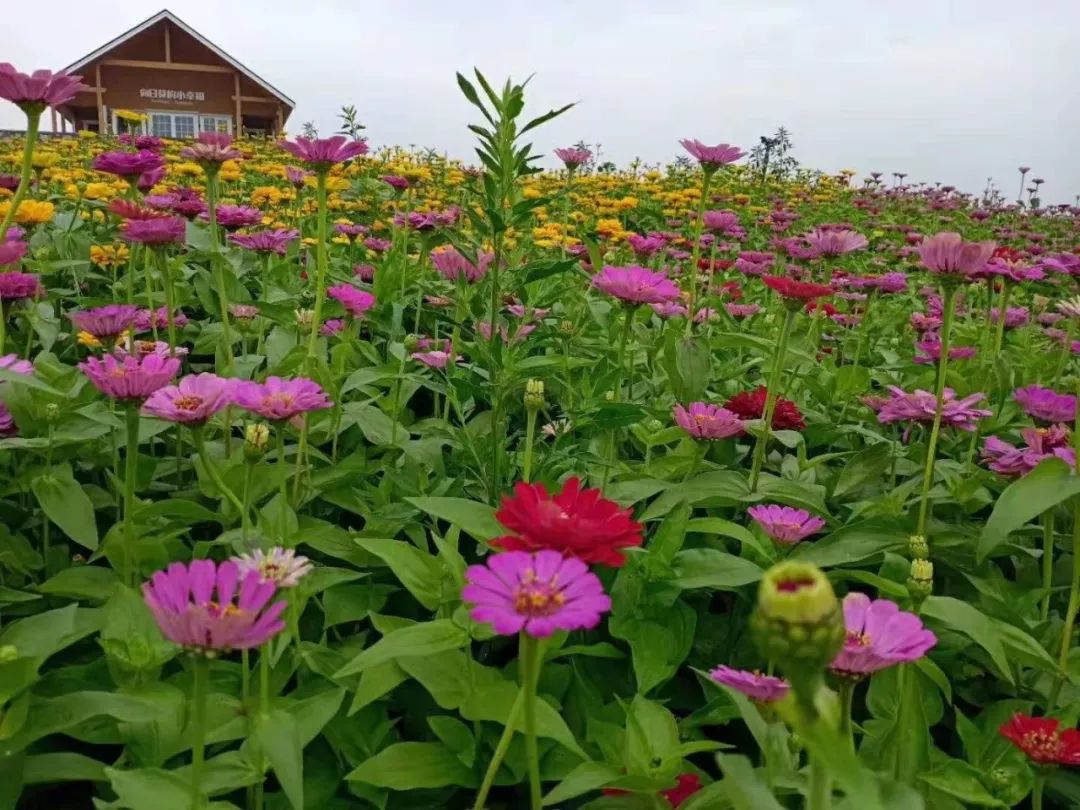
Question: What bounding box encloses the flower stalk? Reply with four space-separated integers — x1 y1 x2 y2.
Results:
916 285 957 538
749 307 796 491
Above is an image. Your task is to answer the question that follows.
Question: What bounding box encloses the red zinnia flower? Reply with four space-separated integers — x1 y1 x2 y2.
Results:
108 199 170 221
999 714 1080 766
724 386 806 431
763 275 833 301
604 773 702 808
807 301 839 317
492 477 643 567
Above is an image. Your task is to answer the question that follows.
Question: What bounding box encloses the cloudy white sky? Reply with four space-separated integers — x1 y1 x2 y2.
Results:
3 0 1078 202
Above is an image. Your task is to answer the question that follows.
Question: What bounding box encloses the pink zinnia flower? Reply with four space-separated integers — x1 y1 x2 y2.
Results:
278 136 369 170
982 426 1075 477
321 318 346 336
411 350 457 369
121 216 186 245
747 504 826 545
673 403 744 440
430 246 492 283
462 550 611 637
115 339 188 360
877 386 991 432
0 271 42 301
913 338 977 365
918 232 997 277
726 303 761 318
142 373 233 425
285 166 311 188
79 353 180 402
363 237 392 253
134 307 188 333
381 175 409 191
0 353 33 376
327 284 376 317
985 258 1045 283
353 263 375 281
179 132 242 164
829 593 937 678
679 139 745 170
554 147 591 169
70 304 139 339
804 228 868 257
592 265 680 305
651 302 689 319
702 210 744 237
92 150 165 181
709 665 790 703
228 228 299 255
0 64 85 111
1015 385 1076 424
145 187 207 219
231 376 331 422
627 233 667 257
0 239 26 267
989 306 1029 329
143 559 286 653
334 223 369 239
205 205 262 231
910 312 942 333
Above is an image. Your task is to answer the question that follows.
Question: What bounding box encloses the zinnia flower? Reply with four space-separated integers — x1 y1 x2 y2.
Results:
747 504 826 544
0 271 42 301
679 139 745 170
604 774 702 808
763 275 833 302
121 216 186 245
363 237 392 253
0 239 26 267
430 246 492 283
205 205 262 231
231 376 331 422
327 284 376 317
381 175 409 191
877 386 991 432
591 265 680 305
491 477 643 567
179 132 242 164
412 350 457 369
804 228 868 257
918 232 996 277
143 559 286 653
92 150 165 181
0 64 86 112
462 550 611 637
913 338 976 365
725 303 761 318
69 304 139 339
79 352 180 402
981 426 1074 477
828 593 937 678
673 403 745 440
278 136 369 170
554 147 591 169
141 373 233 425
134 307 188 333
709 665 790 703
229 229 299 255
234 547 312 588
702 210 744 237
999 714 1080 766
724 387 806 431
1014 385 1076 424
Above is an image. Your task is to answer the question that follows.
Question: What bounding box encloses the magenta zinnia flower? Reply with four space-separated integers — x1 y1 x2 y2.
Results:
592 265 680 305
747 504 826 545
179 132 242 164
918 232 996 277
229 228 299 255
79 352 180 402
278 135 369 170
285 166 311 187
121 216 186 245
0 64 85 111
463 550 611 637
0 239 26 268
913 338 976 365
989 306 1029 329
363 237 391 253
877 386 991 432
554 147 591 169
142 373 233 425
334 223 369 239
134 307 188 333
829 593 937 679
92 150 165 181
143 559 286 653
231 376 331 421
381 175 410 191
702 210 744 237
804 228 868 257
674 403 744 440
982 426 1075 477
627 233 667 257
679 139 745 170
205 205 262 231
709 665 790 703
70 304 139 339
1015 385 1077 424
0 271 42 301
726 303 761 318
430 246 492 283
327 284 376 317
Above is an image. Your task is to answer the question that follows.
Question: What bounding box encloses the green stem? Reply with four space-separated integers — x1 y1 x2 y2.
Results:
304 171 329 368
523 407 538 483
241 462 254 543
1042 510 1055 622
1032 772 1046 810
155 248 177 353
123 405 141 586
189 656 209 810
916 285 957 538
0 112 39 239
749 307 796 491
838 680 856 754
292 419 309 506
991 281 1012 362
1053 322 1076 385
686 170 713 332
488 233 505 504
808 756 832 810
473 690 525 810
191 427 246 518
520 633 546 810
276 428 289 542
615 307 634 400
205 169 235 374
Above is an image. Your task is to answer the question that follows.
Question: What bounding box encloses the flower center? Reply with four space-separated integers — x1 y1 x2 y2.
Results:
174 395 203 411
513 568 566 617
1021 731 1063 760
846 630 872 647
776 576 816 592
265 392 295 409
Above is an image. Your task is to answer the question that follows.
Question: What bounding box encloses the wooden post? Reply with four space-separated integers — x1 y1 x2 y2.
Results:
276 105 283 135
95 64 105 133
50 107 57 134
234 72 242 135
164 22 171 62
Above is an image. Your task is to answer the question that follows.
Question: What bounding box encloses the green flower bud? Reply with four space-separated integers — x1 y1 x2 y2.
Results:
0 644 17 663
44 403 60 424
294 309 314 329
908 534 929 560
604 390 615 401
403 334 421 352
907 558 933 601
244 423 270 460
558 320 576 336
524 379 545 411
751 561 844 687
987 768 1012 795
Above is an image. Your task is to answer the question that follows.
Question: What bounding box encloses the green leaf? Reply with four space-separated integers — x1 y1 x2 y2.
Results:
920 596 1014 683
254 710 303 809
649 502 691 565
624 695 680 773
833 443 893 499
334 620 469 677
459 679 586 758
346 742 477 789
22 752 107 784
38 566 120 603
789 520 907 568
427 715 475 768
354 537 446 610
717 755 784 810
31 462 98 550
105 766 191 810
406 496 503 541
920 759 1005 807
543 761 622 805
342 402 404 447
978 457 1080 561
610 599 696 694
670 549 763 590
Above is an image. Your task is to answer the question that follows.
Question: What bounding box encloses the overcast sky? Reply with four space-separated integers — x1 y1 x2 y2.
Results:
3 0 1078 203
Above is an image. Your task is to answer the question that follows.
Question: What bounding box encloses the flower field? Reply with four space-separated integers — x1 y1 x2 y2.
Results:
3 63 1080 809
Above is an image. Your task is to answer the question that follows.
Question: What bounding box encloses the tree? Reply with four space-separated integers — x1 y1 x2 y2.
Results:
748 126 799 182
338 104 366 139
301 120 319 139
